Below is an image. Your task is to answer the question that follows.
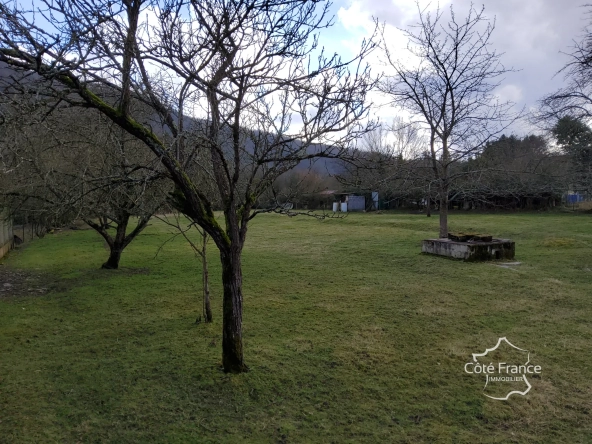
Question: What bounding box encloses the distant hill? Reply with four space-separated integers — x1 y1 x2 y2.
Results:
0 62 344 178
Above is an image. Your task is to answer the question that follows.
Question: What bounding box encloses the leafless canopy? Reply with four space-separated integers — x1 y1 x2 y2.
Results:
377 2 520 236
0 0 376 372
537 6 592 125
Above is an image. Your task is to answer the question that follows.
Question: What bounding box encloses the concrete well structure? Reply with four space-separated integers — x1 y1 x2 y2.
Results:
422 238 515 261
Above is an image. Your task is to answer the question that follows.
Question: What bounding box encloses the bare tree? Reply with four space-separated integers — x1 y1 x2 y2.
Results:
157 212 213 323
0 97 165 269
535 8 592 197
0 0 375 372
538 7 592 123
378 3 518 237
336 119 434 212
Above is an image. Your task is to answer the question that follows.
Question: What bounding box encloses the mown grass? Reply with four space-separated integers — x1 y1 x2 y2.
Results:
0 211 591 443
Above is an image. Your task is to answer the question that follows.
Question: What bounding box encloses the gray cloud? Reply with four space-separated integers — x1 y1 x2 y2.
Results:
454 0 587 121
334 0 589 134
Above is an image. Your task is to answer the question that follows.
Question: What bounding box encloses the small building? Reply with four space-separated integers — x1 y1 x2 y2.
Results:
565 192 588 204
303 190 378 211
345 195 366 211
314 190 367 211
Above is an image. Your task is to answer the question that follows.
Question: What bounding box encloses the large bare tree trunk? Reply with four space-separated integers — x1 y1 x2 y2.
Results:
101 214 129 269
102 247 123 270
438 136 450 238
220 246 248 373
202 233 212 323
439 183 449 238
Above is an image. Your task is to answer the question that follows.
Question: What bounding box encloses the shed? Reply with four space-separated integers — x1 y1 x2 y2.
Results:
346 195 365 211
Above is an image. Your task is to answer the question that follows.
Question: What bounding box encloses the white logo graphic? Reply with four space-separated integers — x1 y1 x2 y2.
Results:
464 337 542 401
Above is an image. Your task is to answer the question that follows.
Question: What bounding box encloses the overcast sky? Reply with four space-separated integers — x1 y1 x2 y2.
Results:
317 0 589 135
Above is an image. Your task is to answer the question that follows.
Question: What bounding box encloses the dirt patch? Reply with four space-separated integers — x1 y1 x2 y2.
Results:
540 237 576 248
0 264 149 299
0 265 58 298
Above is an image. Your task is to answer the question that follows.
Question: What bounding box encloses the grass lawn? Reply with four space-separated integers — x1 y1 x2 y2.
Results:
0 211 591 443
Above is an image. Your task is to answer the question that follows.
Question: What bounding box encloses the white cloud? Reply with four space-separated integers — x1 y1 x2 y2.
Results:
495 84 524 103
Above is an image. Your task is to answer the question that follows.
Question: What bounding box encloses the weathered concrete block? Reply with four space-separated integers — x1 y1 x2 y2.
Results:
422 238 515 261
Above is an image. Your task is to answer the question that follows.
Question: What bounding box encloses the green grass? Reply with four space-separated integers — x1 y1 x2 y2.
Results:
0 211 591 443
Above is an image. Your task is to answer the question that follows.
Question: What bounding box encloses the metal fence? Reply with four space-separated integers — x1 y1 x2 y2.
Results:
0 210 14 260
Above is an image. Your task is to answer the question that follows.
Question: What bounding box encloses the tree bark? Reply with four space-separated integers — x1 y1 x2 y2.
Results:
84 213 151 270
202 233 212 323
439 183 449 238
220 246 248 373
101 213 129 269
439 135 450 238
102 247 123 269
